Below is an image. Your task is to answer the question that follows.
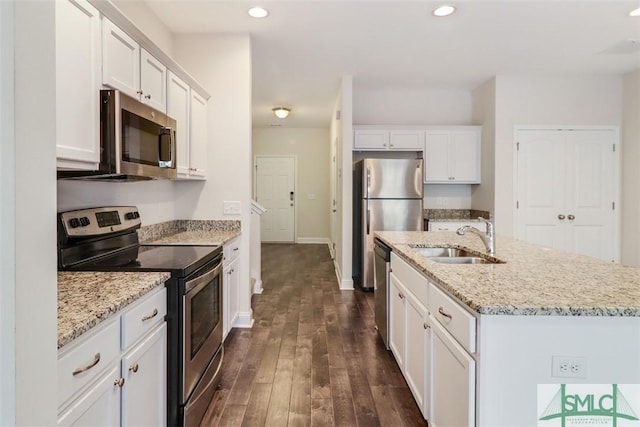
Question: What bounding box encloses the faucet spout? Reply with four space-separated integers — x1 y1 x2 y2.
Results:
456 216 495 255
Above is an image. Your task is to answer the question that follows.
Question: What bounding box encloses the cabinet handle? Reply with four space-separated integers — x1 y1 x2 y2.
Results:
114 377 125 388
423 323 429 330
438 307 452 320
558 214 566 220
72 353 101 376
398 292 404 299
136 90 143 95
568 214 575 220
141 308 158 322
233 247 239 252
129 363 139 373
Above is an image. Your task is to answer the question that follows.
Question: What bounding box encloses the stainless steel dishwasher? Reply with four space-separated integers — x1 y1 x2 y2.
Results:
373 238 391 349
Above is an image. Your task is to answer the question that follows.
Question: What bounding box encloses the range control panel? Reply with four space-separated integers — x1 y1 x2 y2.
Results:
59 206 141 238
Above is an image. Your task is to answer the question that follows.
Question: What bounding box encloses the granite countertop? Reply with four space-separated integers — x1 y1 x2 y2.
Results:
423 209 490 221
58 271 170 349
375 231 640 316
138 219 240 246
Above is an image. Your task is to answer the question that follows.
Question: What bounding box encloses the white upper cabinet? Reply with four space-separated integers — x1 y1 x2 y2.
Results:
424 128 481 184
189 90 208 179
167 71 191 176
354 128 424 151
102 19 167 111
55 0 101 169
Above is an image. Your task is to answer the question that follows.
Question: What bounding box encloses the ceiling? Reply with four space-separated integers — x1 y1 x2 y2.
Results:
143 1 640 128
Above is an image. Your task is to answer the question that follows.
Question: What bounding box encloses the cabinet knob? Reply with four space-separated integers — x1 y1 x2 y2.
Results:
114 377 125 388
145 94 151 100
129 363 139 373
136 90 143 95
558 214 566 220
568 214 575 220
423 323 429 330
398 292 404 299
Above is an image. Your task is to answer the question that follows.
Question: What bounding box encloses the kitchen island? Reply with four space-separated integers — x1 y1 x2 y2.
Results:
375 231 640 427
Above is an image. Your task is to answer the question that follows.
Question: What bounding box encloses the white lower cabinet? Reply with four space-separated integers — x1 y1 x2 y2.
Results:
223 237 241 338
58 287 167 427
389 253 430 418
429 316 476 427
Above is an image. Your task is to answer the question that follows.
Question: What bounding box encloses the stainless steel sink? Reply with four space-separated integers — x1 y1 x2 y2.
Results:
408 245 504 264
429 256 499 264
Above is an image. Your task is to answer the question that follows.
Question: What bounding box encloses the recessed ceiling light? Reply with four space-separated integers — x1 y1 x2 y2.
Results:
248 7 269 18
630 7 640 17
433 5 456 17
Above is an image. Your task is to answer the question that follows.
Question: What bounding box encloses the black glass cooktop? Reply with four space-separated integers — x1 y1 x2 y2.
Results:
70 244 222 277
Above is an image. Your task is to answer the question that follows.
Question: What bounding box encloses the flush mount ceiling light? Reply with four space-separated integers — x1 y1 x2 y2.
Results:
248 7 269 18
272 107 291 119
433 4 457 17
630 7 640 17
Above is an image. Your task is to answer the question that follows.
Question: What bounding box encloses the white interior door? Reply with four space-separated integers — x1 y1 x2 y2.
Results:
255 156 295 242
515 128 617 262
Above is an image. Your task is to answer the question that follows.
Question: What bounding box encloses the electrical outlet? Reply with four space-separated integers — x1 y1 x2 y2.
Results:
552 356 587 378
223 201 241 215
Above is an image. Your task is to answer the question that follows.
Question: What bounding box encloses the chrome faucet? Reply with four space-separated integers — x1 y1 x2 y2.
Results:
456 215 495 255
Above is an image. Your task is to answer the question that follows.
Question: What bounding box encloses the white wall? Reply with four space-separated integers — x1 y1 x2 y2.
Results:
172 33 254 324
353 86 472 125
253 127 331 242
112 0 173 56
493 75 623 235
621 70 640 267
471 77 496 214
0 1 15 424
13 2 58 424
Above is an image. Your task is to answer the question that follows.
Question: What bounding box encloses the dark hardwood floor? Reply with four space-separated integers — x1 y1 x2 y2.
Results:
200 243 427 427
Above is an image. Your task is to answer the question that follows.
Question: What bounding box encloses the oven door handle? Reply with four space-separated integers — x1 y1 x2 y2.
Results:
185 258 223 295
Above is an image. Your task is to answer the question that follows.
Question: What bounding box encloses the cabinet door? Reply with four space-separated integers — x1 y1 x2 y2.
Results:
354 130 389 150
389 130 424 150
405 292 429 419
102 19 139 99
55 0 101 167
140 48 167 111
424 131 451 183
121 324 167 427
388 273 406 371
189 91 207 178
167 71 191 177
450 131 480 183
429 316 475 427
57 364 121 427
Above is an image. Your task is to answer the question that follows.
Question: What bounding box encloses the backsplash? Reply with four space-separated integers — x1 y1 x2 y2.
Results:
424 209 490 220
138 219 241 243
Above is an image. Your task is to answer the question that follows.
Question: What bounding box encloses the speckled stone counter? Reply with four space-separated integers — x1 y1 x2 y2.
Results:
375 231 640 316
138 220 240 246
58 271 170 349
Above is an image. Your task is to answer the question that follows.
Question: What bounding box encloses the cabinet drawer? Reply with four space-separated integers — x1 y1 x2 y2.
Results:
429 283 476 353
224 238 241 265
121 288 166 350
390 252 428 307
58 319 120 408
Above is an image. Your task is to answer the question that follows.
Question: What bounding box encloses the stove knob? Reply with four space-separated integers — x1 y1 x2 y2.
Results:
69 218 80 229
79 217 90 227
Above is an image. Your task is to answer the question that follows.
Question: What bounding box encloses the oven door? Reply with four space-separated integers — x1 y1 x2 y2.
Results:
182 259 223 402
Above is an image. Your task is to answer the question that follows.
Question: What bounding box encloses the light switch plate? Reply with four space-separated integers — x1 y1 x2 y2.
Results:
223 201 241 215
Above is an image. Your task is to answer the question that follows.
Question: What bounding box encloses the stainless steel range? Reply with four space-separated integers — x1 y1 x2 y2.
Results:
57 206 223 427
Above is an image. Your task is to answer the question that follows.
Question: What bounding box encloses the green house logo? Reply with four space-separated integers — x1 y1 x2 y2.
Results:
538 384 640 427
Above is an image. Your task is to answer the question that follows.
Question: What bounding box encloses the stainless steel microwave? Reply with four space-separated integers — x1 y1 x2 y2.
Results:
58 90 177 181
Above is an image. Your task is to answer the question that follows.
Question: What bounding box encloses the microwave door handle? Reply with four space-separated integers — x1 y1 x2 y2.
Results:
158 127 173 168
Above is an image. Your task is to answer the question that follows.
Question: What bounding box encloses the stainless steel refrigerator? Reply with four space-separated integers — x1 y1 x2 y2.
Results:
353 158 423 290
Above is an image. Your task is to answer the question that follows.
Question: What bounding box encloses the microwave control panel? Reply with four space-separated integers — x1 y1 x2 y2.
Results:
59 206 141 238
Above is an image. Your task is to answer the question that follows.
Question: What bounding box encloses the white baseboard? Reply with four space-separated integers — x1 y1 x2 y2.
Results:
295 237 330 245
233 312 254 328
333 259 354 290
252 278 263 294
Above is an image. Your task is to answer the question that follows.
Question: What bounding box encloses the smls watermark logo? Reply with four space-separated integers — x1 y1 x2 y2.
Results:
538 384 640 427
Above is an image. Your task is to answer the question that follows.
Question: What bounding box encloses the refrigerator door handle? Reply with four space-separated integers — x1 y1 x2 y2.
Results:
366 200 371 235
366 165 371 196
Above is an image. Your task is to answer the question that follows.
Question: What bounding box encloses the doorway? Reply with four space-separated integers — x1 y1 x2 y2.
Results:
514 127 619 262
255 156 296 242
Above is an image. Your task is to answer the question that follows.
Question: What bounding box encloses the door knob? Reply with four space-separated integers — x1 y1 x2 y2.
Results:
568 214 575 220
558 214 566 220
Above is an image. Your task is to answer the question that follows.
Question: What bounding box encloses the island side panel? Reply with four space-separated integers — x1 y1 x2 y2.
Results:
476 314 640 426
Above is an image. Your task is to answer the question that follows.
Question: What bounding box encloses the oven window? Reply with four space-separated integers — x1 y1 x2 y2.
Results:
190 275 220 358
